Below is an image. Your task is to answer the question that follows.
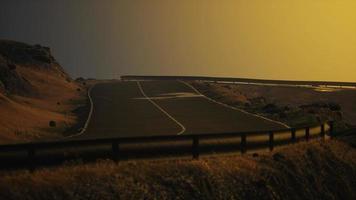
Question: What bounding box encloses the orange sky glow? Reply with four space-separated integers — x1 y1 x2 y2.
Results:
1 0 356 81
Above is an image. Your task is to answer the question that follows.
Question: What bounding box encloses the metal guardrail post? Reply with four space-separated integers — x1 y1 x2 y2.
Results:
328 121 334 138
241 134 247 154
321 123 325 139
305 127 310 142
291 128 296 143
28 147 36 171
112 141 120 162
192 137 199 159
269 131 274 151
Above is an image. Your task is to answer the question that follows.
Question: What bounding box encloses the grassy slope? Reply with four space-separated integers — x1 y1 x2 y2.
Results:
190 81 350 128
0 40 86 143
230 83 356 126
1 140 355 200
0 67 85 143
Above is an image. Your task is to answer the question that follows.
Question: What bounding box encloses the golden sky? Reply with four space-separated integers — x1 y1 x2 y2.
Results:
1 0 356 81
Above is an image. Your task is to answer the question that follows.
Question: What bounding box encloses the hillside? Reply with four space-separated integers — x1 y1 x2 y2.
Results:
190 81 351 129
0 40 85 143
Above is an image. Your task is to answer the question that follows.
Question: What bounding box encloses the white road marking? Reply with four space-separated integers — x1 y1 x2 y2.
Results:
137 81 186 135
65 84 96 138
180 80 291 128
133 92 203 100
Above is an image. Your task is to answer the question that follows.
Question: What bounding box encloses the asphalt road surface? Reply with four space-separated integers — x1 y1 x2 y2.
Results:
0 80 327 169
80 80 287 139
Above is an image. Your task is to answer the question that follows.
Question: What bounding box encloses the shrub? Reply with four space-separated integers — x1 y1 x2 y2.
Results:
250 97 266 105
279 112 287 119
328 102 341 111
49 120 56 127
244 102 251 107
308 109 316 114
263 103 280 114
223 85 232 89
75 77 85 82
7 63 16 70
335 111 343 119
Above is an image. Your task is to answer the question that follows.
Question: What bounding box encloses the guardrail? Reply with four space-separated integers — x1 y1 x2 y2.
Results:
0 121 334 170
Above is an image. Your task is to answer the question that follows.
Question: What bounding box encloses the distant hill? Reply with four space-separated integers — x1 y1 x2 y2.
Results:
0 40 85 143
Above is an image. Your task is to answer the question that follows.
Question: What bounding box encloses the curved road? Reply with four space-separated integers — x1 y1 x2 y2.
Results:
77 80 287 139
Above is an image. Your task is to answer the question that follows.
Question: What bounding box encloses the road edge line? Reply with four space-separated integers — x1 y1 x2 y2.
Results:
65 84 96 138
180 80 291 128
137 81 186 135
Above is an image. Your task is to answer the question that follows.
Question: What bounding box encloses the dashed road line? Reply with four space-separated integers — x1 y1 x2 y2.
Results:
137 81 186 135
180 80 290 128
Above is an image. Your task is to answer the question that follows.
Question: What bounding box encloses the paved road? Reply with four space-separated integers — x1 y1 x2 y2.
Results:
81 81 181 138
0 80 327 169
79 80 287 139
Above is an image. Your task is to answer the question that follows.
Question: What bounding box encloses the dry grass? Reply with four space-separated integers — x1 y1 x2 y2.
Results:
1 140 355 200
190 81 249 106
226 83 356 126
190 81 351 128
0 66 85 144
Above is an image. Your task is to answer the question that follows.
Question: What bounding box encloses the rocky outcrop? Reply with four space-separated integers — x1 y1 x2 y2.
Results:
0 40 71 96
0 54 34 96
